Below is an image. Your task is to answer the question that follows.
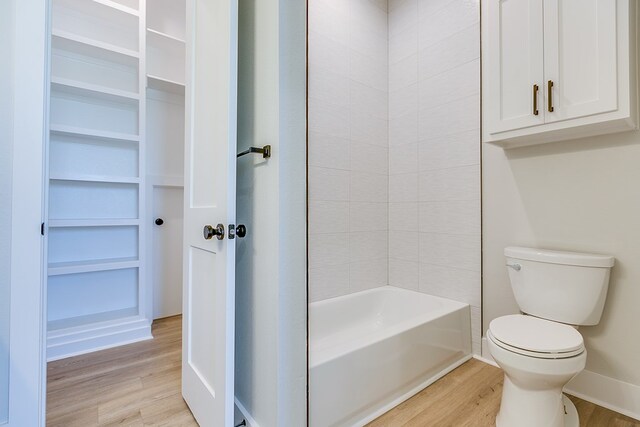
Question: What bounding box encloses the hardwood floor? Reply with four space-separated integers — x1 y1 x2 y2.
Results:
47 315 197 427
368 358 640 427
48 316 639 426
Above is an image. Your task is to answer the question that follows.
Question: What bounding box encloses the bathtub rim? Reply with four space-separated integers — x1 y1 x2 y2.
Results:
309 286 471 368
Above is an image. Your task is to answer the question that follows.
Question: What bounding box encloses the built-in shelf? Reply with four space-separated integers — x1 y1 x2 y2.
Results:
93 0 140 17
146 28 186 91
57 0 140 20
47 307 140 332
50 124 140 143
52 29 139 62
50 173 140 184
45 0 153 362
51 77 140 104
48 257 140 276
147 74 185 95
48 219 140 228
147 28 185 44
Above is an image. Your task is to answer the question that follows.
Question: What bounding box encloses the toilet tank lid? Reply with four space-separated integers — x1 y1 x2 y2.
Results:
504 247 614 268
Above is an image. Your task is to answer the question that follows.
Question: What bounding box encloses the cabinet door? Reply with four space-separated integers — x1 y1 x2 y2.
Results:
543 0 618 123
486 0 545 134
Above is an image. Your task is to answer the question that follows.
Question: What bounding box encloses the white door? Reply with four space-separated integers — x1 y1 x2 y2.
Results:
152 186 184 319
486 0 545 134
543 0 618 123
182 0 238 425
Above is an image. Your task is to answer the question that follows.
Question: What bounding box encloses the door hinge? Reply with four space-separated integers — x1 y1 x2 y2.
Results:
41 222 45 236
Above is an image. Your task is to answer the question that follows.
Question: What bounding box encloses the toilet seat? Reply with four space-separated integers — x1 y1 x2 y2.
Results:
489 315 585 359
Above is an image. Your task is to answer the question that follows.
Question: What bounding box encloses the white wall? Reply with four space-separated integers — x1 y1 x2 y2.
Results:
387 0 481 353
0 0 15 421
483 131 640 402
235 0 307 425
308 0 389 303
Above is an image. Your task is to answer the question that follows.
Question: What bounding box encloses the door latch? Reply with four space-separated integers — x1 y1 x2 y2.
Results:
228 224 247 239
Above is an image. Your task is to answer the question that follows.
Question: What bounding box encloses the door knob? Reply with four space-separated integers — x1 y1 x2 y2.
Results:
155 218 164 226
236 224 247 238
203 224 225 240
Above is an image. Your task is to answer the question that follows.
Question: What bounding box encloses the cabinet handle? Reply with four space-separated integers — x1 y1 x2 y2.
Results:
548 80 554 112
533 84 539 116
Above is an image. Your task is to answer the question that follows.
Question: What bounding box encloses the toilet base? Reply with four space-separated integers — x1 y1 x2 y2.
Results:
496 371 582 427
496 392 579 427
563 395 579 427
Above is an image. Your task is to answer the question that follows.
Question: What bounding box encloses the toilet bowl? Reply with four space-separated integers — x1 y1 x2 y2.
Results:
489 247 614 427
488 315 586 427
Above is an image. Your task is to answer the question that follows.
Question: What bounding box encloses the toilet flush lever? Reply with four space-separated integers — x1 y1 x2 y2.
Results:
507 263 522 271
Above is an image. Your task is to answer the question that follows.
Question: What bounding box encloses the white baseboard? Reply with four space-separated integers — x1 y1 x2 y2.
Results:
235 397 260 427
480 337 497 365
565 369 640 421
473 353 498 368
47 316 152 361
479 336 640 421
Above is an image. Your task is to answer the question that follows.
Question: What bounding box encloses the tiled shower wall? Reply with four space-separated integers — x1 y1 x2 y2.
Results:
308 0 389 302
387 0 481 352
308 0 480 353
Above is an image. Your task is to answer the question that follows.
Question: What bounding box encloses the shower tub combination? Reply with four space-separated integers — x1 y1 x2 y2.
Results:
309 286 471 427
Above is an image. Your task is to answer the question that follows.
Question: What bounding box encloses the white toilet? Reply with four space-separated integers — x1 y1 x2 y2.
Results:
488 247 614 427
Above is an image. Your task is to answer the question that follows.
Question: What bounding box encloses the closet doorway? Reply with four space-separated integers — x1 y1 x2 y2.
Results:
44 0 238 424
47 0 187 361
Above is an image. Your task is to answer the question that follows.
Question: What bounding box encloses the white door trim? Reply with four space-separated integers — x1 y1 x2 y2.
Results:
7 0 49 425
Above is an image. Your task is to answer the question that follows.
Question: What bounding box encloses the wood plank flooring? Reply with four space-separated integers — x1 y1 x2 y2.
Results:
368 358 640 427
47 315 197 426
48 316 640 426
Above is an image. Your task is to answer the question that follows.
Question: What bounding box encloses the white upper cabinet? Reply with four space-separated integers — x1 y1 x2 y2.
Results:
543 0 617 123
487 0 545 133
483 0 638 148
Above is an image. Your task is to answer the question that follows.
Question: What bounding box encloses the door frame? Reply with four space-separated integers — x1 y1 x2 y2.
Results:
6 0 49 425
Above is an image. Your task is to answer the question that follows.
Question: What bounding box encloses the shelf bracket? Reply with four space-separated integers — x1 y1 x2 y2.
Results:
237 145 271 159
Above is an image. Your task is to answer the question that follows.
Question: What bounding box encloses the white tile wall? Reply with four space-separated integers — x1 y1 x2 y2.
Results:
388 0 481 353
309 0 389 302
309 0 481 354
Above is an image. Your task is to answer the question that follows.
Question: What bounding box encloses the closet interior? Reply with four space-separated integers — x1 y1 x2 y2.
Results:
46 0 187 360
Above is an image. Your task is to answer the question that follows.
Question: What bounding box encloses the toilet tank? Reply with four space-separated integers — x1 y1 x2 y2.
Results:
505 247 615 326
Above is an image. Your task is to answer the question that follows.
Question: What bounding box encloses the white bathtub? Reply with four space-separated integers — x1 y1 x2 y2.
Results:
309 286 471 427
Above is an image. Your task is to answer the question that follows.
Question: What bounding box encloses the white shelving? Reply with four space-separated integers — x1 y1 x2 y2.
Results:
52 29 140 61
50 124 140 143
50 86 139 135
46 0 149 361
48 257 140 276
147 29 185 86
147 28 184 44
50 173 140 184
51 77 139 104
108 0 140 14
52 0 140 53
147 0 186 41
90 0 139 17
147 74 185 95
48 219 140 228
45 0 186 361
